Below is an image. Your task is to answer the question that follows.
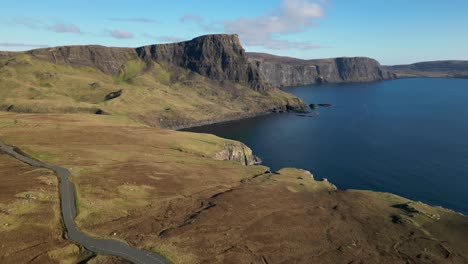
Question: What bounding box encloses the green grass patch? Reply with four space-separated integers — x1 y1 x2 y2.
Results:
0 52 304 127
114 59 146 84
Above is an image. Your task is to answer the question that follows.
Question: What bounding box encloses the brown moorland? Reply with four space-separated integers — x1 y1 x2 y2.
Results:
1 112 467 263
0 153 82 263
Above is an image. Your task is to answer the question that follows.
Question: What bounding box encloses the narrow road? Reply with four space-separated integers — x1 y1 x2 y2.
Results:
0 140 171 264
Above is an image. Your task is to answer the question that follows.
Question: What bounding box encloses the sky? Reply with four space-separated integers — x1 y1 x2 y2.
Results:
1 0 467 65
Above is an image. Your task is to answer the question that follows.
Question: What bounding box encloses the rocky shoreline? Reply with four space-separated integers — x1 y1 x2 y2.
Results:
171 103 308 130
179 94 468 218
173 111 271 130
248 52 397 87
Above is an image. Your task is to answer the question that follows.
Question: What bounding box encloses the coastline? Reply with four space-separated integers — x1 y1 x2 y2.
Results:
175 108 314 131
178 80 468 217
173 111 272 131
1 98 467 263
181 112 468 217
173 106 309 131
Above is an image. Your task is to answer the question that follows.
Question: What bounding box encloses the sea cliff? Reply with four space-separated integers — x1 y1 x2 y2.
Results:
248 52 396 87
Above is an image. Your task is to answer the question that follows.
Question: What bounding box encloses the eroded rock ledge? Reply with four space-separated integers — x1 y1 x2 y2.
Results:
248 52 396 87
213 142 261 165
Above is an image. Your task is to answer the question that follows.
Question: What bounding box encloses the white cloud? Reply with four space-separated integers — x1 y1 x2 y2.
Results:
0 42 49 48
158 36 186 43
108 18 157 23
180 14 203 23
11 17 45 29
110 30 134 39
10 18 83 34
142 33 185 43
224 0 325 50
49 23 81 34
180 13 219 31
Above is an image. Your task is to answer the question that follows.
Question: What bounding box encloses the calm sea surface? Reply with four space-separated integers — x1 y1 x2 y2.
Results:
186 78 468 214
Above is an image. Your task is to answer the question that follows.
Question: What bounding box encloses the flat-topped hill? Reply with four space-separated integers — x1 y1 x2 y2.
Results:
387 60 468 78
0 34 306 129
247 52 396 87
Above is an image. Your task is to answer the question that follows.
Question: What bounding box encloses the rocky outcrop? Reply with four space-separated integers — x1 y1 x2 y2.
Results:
1 35 309 129
136 34 269 91
213 142 261 166
27 45 138 75
248 52 396 87
0 51 15 59
26 35 271 91
104 90 123 101
273 168 337 193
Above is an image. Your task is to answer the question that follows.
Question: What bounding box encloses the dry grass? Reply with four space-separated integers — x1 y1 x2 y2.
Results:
0 153 82 263
0 112 266 259
273 168 336 193
0 53 302 128
1 112 467 264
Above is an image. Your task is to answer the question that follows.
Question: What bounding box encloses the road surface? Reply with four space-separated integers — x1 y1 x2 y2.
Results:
0 140 171 264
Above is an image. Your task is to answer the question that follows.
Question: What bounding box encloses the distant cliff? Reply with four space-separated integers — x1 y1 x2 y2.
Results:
136 34 268 91
247 52 396 87
2 34 306 129
386 60 468 78
27 45 138 75
27 34 269 91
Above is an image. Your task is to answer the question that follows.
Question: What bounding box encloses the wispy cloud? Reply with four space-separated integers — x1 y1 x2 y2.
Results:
180 13 219 31
180 14 203 23
9 17 83 34
158 36 186 43
110 30 134 39
11 17 46 29
49 23 82 34
0 42 49 48
108 17 157 23
142 33 185 43
223 0 325 50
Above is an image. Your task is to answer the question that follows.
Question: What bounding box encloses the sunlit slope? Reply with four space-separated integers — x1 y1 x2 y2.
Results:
0 53 303 128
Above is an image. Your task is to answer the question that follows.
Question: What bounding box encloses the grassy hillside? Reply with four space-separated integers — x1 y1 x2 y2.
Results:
0 52 303 128
1 112 467 264
2 37 466 264
0 153 84 263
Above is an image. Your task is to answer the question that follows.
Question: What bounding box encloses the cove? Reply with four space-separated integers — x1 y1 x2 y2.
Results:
186 78 468 215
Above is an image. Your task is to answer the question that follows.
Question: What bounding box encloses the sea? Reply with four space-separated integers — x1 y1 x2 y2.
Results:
186 78 468 215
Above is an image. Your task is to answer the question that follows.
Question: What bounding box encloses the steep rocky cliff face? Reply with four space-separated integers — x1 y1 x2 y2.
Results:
213 142 261 165
27 34 269 91
248 52 396 87
136 34 268 91
27 45 138 75
1 34 307 128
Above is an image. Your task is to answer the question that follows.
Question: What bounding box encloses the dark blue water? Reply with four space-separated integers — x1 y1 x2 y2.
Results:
187 78 468 215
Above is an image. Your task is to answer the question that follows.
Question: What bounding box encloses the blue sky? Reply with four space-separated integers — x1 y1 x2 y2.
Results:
1 0 467 64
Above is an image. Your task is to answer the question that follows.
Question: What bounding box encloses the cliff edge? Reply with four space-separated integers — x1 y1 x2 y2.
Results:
137 34 268 91
26 34 270 91
386 60 468 78
1 34 306 128
248 52 396 87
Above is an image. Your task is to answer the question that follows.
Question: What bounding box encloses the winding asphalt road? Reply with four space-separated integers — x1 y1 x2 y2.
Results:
0 140 171 264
